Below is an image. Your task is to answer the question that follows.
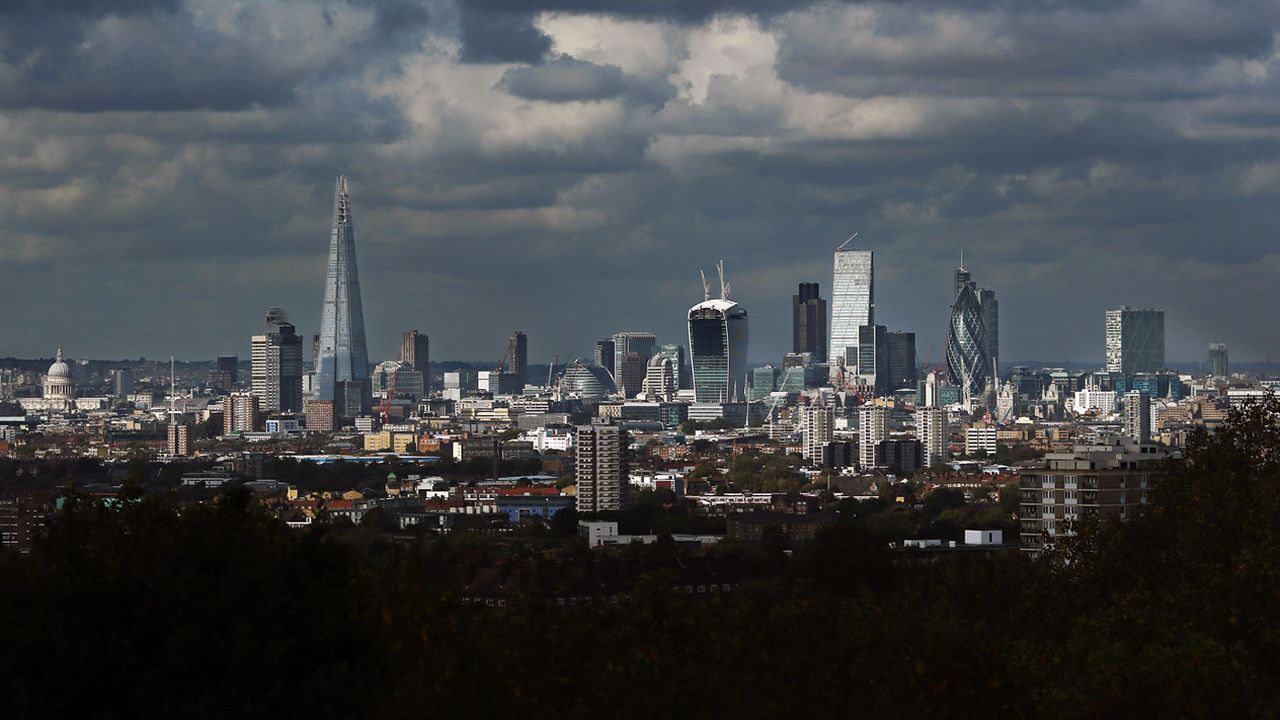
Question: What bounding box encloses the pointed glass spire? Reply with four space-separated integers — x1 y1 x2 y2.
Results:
314 175 371 416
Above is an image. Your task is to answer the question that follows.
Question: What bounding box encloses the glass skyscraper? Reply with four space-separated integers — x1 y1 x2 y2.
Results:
830 244 873 376
314 175 371 418
688 298 749 402
947 283 990 402
1105 307 1165 375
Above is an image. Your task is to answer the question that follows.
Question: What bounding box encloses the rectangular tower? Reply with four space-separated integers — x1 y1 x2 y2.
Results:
857 405 887 470
251 308 304 413
576 424 628 512
830 245 874 377
507 331 528 388
792 282 828 363
400 330 430 391
1105 307 1165 375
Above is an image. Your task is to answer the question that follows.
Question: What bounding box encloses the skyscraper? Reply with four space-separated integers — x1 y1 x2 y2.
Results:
251 307 304 413
1105 307 1165 375
400 330 430 390
792 282 827 363
886 331 917 391
507 331 528 388
656 344 691 390
978 287 999 378
857 405 887 470
314 175 371 419
576 424 628 512
611 332 656 378
830 239 874 376
1207 342 1229 378
947 283 990 403
688 267 749 403
617 351 648 399
217 355 239 385
855 323 889 396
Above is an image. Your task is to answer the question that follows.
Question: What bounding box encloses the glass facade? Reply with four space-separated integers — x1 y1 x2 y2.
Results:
830 249 873 375
946 284 990 401
688 300 749 403
314 176 371 416
1105 307 1165 375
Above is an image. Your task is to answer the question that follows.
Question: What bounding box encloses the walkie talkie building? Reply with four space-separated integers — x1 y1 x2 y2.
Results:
314 175 371 418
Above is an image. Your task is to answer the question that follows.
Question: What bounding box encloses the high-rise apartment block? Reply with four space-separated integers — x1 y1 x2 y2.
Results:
110 367 135 399
314 176 372 419
1105 307 1165 375
792 282 827 363
802 406 834 464
167 423 192 457
251 307 304 413
915 406 947 467
830 242 874 377
1122 390 1151 443
857 405 887 470
575 424 628 512
223 393 260 434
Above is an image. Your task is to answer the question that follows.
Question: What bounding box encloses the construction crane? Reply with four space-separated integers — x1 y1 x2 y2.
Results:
546 354 558 388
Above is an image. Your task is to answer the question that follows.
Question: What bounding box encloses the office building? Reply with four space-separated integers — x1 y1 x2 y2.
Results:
1208 343 1229 378
1123 390 1151 443
576 424 628 513
560 360 617 400
167 423 192 458
947 282 990 403
373 361 425 401
1105 307 1165 375
802 406 834 464
594 339 616 378
978 287 999 378
611 332 656 381
616 351 648 399
886 331 917 392
400 330 430 390
1019 437 1170 556
793 282 827 363
830 240 874 379
856 323 889 396
857 405 887 470
477 371 524 396
251 307 304 414
641 355 677 401
1073 389 1118 416
750 365 780 402
688 297 749 402
314 175 372 419
915 406 947 467
507 331 528 388
217 355 239 384
656 344 691 390
223 393 259 434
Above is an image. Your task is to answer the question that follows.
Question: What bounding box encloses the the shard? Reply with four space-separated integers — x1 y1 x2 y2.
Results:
313 175 371 417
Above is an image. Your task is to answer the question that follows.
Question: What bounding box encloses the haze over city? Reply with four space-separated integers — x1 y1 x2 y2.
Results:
4 0 1280 362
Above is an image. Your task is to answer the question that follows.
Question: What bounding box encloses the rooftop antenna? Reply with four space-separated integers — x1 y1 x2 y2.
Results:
169 356 176 425
716 259 730 300
960 248 964 270
837 232 859 250
700 270 711 302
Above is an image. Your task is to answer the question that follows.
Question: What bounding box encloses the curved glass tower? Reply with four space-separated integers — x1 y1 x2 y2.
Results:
946 283 989 402
314 175 371 417
688 299 749 402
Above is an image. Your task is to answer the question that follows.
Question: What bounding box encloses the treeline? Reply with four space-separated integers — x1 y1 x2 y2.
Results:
4 401 1280 718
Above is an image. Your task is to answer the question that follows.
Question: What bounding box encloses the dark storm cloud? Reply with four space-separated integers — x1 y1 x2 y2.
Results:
2 0 1280 364
458 9 553 63
498 56 675 104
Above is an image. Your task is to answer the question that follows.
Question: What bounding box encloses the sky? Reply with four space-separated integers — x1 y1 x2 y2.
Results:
3 0 1280 366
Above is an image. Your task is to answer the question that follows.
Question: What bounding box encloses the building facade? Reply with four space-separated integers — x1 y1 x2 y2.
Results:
830 244 874 379
857 405 887 470
575 424 628 513
946 283 990 404
688 299 749 403
916 406 947 467
801 406 834 464
223 393 260 434
400 330 430 390
1123 390 1151 443
314 175 372 419
1105 307 1165 374
1207 343 1229 378
792 282 827 363
251 307 304 413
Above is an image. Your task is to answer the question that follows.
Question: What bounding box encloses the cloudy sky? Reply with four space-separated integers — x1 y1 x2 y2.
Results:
3 0 1279 366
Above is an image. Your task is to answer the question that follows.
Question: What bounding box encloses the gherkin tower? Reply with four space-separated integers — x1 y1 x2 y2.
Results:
946 283 990 403
314 176 371 417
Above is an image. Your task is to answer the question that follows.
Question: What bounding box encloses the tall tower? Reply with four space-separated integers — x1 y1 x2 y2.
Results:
314 176 371 418
830 237 873 379
792 282 827 363
400 330 430 390
1105 307 1165 375
251 307 304 413
1207 343 1229 378
688 262 748 403
947 284 990 404
507 331 528 388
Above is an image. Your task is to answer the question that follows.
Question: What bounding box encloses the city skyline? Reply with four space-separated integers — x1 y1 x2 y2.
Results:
4 2 1280 363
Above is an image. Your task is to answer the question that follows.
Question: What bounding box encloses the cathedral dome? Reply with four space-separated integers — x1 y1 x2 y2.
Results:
47 347 72 382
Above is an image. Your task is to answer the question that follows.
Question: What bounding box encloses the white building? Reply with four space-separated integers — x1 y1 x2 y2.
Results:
801 406 834 464
1073 389 1117 416
857 405 887 470
915 406 947 467
965 426 997 457
830 242 874 381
